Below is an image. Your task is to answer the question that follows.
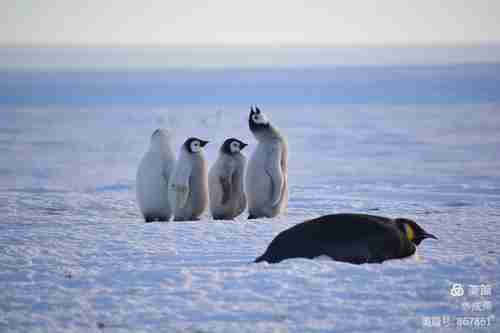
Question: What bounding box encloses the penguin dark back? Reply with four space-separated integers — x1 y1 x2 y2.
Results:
255 213 437 264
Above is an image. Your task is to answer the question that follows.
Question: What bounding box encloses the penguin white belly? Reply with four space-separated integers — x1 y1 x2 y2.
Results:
246 144 274 217
136 153 171 218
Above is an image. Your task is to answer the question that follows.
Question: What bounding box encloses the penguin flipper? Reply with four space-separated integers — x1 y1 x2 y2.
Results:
266 143 284 207
317 241 372 264
161 161 173 185
317 233 405 264
175 185 189 210
219 175 232 205
170 162 192 210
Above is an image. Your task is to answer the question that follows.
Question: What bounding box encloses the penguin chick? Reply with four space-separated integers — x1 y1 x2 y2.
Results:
209 138 248 220
255 213 437 264
136 129 175 222
246 106 288 219
169 137 209 221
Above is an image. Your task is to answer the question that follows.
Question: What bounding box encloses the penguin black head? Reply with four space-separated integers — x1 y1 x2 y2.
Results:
249 106 269 132
184 137 209 153
395 218 438 246
221 138 248 155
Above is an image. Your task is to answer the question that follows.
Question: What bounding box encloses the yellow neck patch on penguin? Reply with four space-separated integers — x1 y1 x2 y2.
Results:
404 223 415 241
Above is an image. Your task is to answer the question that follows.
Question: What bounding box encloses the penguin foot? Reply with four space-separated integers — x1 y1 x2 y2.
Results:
144 216 155 223
174 216 200 221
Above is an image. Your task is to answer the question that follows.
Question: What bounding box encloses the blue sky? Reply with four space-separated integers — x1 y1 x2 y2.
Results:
2 0 500 46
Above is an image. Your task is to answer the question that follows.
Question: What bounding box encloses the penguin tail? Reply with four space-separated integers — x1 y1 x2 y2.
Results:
255 252 273 263
254 255 265 263
248 214 258 220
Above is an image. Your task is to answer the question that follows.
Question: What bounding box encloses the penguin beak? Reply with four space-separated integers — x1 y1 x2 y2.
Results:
241 142 248 149
423 232 438 240
413 231 437 246
200 140 209 147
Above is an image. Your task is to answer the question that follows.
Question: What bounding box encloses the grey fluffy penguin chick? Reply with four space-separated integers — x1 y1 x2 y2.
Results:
169 137 209 221
246 106 288 219
136 129 175 222
209 138 248 219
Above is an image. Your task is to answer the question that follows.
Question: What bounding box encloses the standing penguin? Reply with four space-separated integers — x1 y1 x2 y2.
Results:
169 137 209 221
246 106 288 219
209 138 248 220
136 129 175 222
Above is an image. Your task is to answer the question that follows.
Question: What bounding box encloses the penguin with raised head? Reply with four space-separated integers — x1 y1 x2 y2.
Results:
136 129 176 222
169 137 209 221
246 106 288 219
209 138 248 220
255 213 438 264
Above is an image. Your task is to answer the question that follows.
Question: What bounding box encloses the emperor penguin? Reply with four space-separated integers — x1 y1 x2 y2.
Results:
255 213 437 264
246 106 288 219
136 129 175 222
209 138 248 220
169 137 209 221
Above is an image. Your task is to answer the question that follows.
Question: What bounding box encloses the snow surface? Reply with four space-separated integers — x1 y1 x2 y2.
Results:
2 103 499 332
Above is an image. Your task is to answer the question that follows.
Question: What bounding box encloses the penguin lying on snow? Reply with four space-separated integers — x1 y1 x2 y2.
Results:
255 213 437 264
169 137 209 221
246 106 288 219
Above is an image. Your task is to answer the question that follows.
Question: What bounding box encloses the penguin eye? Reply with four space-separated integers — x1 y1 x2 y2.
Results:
231 142 240 151
190 141 200 151
252 114 259 122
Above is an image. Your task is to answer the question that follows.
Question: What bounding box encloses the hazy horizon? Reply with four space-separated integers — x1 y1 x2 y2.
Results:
3 1 500 70
2 44 500 70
